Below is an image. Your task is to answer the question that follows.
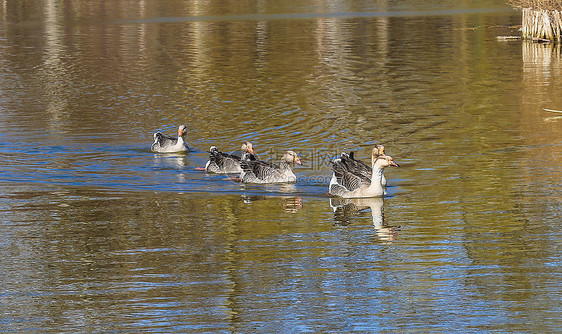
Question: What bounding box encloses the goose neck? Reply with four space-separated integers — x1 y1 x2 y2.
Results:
368 164 385 194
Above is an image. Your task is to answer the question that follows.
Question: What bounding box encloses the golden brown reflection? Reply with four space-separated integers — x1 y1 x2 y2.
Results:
330 197 399 242
1 0 560 332
518 40 561 228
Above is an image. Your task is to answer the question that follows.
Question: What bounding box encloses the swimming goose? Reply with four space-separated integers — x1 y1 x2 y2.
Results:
329 146 399 198
205 141 257 173
240 150 301 183
151 125 189 153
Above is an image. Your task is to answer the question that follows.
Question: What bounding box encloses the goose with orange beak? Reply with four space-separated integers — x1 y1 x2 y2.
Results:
151 125 189 153
240 150 301 183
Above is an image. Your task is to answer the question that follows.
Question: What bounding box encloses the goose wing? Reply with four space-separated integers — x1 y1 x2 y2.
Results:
153 132 178 147
333 167 364 192
241 160 281 181
210 148 241 166
332 156 370 192
345 152 372 181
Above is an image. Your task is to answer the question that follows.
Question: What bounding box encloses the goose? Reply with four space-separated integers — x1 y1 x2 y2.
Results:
329 146 399 198
151 125 189 153
205 141 257 173
240 150 301 183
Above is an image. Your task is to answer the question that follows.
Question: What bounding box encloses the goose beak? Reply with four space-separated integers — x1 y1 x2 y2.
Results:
391 161 400 167
295 157 302 165
248 145 255 155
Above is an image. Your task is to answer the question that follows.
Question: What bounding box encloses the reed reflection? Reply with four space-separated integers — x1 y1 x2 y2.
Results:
330 197 399 242
521 41 562 121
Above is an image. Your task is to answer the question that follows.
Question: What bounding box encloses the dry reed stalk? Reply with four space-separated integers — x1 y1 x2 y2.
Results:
518 6 562 42
508 0 562 10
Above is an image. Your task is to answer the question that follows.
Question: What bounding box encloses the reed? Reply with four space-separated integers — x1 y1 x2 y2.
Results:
508 0 562 42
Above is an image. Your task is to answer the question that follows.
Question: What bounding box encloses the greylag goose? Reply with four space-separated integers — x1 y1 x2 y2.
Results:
151 125 189 153
240 150 301 183
205 141 257 173
329 146 399 198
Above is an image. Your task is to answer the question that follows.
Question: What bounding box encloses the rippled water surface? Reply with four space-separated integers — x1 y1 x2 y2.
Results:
1 0 561 332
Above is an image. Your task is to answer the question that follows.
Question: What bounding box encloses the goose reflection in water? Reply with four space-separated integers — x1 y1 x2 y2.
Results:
330 197 399 242
240 182 298 194
154 153 187 169
152 152 188 169
242 195 302 213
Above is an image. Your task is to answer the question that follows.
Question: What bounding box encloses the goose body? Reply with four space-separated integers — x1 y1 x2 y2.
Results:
205 141 257 173
330 145 387 187
240 151 301 183
348 150 387 187
329 146 399 198
328 145 386 190
151 125 189 153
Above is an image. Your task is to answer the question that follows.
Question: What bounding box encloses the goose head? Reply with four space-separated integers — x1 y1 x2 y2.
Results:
374 144 385 156
373 155 400 168
241 140 255 155
209 146 219 154
370 144 388 162
282 151 301 165
178 125 188 138
366 144 386 160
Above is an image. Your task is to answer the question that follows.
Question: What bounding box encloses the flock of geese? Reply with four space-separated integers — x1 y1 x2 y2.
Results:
151 125 400 198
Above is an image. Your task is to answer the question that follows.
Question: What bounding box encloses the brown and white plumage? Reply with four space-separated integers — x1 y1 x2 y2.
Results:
329 146 399 198
205 141 257 173
151 125 189 153
240 150 301 183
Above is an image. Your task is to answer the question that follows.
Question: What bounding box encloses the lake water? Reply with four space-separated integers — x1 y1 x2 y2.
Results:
1 0 561 332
